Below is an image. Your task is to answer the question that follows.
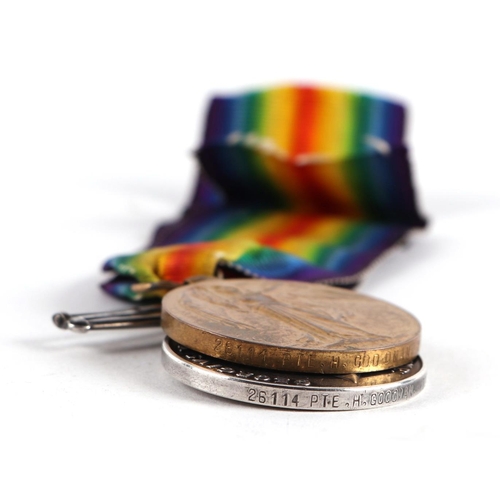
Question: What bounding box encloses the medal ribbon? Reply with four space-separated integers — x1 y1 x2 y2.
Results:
103 85 426 301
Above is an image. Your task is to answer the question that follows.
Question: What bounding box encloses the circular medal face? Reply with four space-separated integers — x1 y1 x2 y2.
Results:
162 279 421 374
162 338 426 411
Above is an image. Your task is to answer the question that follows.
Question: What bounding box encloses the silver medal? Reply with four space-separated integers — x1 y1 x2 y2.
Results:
162 338 426 411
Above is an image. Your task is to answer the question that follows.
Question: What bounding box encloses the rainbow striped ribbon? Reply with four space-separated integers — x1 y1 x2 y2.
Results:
103 85 426 301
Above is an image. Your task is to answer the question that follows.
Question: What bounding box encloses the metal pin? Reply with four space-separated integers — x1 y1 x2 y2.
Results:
52 304 161 333
52 276 217 333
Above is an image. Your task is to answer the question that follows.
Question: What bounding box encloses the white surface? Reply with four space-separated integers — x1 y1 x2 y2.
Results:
1 1 499 498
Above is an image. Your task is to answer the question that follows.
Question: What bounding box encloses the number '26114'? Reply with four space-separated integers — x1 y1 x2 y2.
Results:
248 389 299 406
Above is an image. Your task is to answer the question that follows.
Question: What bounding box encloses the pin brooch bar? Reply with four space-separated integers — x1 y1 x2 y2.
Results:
52 276 216 333
52 304 162 333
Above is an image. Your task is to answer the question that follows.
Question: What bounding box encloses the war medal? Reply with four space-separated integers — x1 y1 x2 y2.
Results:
164 339 425 411
53 85 427 410
162 279 420 374
160 279 426 410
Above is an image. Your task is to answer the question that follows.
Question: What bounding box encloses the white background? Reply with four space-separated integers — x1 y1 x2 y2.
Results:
1 1 499 498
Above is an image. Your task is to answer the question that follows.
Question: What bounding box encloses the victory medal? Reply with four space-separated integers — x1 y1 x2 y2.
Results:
162 279 421 374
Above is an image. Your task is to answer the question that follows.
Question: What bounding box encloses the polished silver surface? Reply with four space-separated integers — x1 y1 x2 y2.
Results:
162 338 426 411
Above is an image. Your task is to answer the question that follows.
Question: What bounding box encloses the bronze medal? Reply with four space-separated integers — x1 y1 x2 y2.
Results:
162 279 420 374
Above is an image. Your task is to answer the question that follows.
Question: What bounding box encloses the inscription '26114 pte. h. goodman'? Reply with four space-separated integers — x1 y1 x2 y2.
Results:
162 279 421 374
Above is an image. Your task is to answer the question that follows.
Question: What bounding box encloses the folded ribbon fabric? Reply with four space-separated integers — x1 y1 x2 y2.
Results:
103 85 426 301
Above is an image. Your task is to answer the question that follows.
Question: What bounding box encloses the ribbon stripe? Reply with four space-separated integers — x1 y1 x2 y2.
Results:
103 85 426 301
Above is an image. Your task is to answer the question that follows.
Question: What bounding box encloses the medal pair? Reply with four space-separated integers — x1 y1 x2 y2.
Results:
53 85 427 410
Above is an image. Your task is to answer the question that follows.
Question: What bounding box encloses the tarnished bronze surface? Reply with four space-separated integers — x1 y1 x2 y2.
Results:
162 279 421 374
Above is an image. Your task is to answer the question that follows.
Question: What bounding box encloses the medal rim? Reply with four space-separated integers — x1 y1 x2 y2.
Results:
162 338 426 411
